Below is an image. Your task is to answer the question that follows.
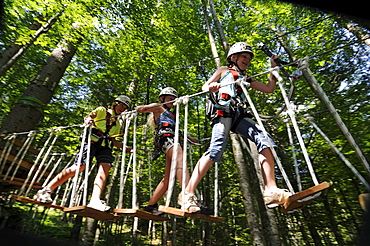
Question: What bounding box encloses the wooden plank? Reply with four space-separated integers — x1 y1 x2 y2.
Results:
6 180 42 189
114 208 169 221
0 175 42 189
0 150 50 177
63 206 117 220
0 174 40 184
281 181 330 213
158 205 223 222
0 150 34 171
0 136 40 155
11 195 65 210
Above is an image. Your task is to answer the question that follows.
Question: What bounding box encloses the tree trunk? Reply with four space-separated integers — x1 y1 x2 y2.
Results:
81 217 97 246
69 215 83 244
201 0 220 68
334 16 370 46
209 0 229 52
230 133 267 246
0 10 63 77
0 26 81 134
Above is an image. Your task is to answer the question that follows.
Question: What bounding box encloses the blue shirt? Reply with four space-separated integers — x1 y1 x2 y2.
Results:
156 108 175 126
216 69 249 111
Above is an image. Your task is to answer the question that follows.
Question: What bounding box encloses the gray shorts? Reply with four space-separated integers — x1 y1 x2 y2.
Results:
159 137 181 154
205 116 276 162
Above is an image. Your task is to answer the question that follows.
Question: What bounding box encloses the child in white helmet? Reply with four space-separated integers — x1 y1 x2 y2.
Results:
34 95 131 211
180 42 292 212
136 87 201 214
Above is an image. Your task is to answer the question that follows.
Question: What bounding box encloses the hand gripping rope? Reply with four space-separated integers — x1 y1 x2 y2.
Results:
164 96 185 208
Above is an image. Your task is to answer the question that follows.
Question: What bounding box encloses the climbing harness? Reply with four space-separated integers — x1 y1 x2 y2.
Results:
88 107 117 147
205 67 253 131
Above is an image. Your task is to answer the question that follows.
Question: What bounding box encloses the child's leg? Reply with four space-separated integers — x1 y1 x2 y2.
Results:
47 165 86 190
185 155 214 194
258 148 277 192
90 162 111 202
147 145 188 206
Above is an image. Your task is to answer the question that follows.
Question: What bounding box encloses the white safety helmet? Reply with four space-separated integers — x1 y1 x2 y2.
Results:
115 95 131 108
227 42 254 63
158 87 178 102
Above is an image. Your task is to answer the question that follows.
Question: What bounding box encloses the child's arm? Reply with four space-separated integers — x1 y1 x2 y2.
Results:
111 138 132 152
201 66 228 92
136 103 162 113
249 55 279 93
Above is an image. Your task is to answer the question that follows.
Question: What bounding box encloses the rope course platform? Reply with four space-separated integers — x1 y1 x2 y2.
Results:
280 181 330 213
63 206 118 220
114 208 169 221
11 195 65 210
158 205 223 222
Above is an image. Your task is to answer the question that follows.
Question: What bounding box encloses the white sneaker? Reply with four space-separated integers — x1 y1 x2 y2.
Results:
178 192 200 213
87 200 110 212
34 187 53 204
263 188 292 208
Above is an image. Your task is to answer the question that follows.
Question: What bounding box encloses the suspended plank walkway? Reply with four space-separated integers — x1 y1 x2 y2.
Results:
114 208 169 221
11 195 65 210
281 181 330 213
0 175 42 190
64 206 118 220
158 205 223 222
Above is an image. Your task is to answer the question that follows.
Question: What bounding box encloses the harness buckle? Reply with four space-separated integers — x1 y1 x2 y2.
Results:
220 93 230 100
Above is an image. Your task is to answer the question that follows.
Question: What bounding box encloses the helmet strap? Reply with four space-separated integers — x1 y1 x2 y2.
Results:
232 61 245 75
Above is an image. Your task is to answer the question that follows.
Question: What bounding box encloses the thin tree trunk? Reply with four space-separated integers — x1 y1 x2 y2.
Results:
0 25 82 134
231 133 267 246
81 217 98 246
334 16 370 46
201 0 220 68
69 215 83 244
0 9 63 77
244 137 281 246
209 0 229 52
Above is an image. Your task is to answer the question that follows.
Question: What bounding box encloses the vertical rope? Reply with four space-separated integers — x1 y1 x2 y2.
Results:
117 114 130 209
214 161 219 217
132 113 138 209
165 99 180 208
19 131 52 196
69 125 89 207
0 134 16 174
6 131 36 181
271 68 319 185
36 155 55 184
240 78 295 193
180 96 189 210
26 131 60 196
285 121 302 191
82 125 92 206
42 154 64 187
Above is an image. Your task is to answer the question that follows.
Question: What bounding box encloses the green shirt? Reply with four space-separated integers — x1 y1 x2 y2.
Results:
91 106 121 144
